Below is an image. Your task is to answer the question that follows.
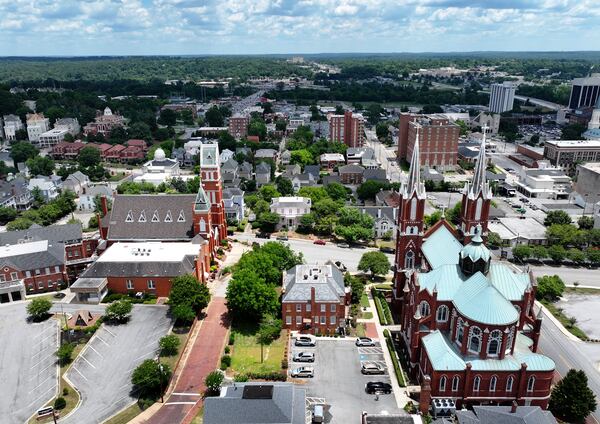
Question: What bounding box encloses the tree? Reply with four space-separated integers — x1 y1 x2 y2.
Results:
547 244 567 263
587 249 600 264
487 231 502 247
78 146 101 168
158 109 177 126
54 397 67 410
56 343 75 365
358 251 391 279
324 182 348 201
26 156 55 176
297 213 315 233
357 180 389 201
290 149 314 167
258 185 281 202
455 120 469 136
128 122 152 141
445 202 462 226
578 215 594 230
275 176 294 196
561 123 586 140
105 299 133 323
256 241 303 272
248 119 267 140
0 207 18 224
169 274 211 314
536 275 565 300
549 369 597 422
205 106 224 127
10 141 38 166
512 245 532 262
217 131 236 153
546 224 580 247
27 298 53 322
531 245 547 261
226 269 279 320
544 210 572 226
257 212 280 233
334 207 374 243
205 371 224 396
131 359 172 399
568 248 586 264
171 304 196 324
375 122 389 139
159 334 180 356
346 273 366 304
257 313 282 363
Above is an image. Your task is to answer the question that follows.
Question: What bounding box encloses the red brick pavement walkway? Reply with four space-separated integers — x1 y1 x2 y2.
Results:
146 297 229 424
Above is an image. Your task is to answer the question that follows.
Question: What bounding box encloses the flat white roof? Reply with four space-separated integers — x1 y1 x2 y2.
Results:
579 162 600 173
0 240 48 258
41 128 69 136
546 139 600 148
496 217 547 240
98 242 200 263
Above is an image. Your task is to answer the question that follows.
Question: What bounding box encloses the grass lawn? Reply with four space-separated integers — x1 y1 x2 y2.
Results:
541 300 588 341
190 407 204 424
565 287 600 295
355 323 366 337
360 293 370 309
230 322 287 375
361 312 373 320
29 343 84 424
103 403 144 424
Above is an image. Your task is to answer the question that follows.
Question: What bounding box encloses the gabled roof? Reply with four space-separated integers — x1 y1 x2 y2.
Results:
339 164 365 174
304 165 320 179
0 240 65 270
363 168 388 181
421 223 463 269
283 262 345 303
0 223 82 246
256 162 271 173
221 158 238 170
456 405 557 424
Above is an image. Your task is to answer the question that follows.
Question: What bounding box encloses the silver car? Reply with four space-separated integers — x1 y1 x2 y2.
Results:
291 366 314 378
293 352 315 362
356 337 376 347
361 362 385 375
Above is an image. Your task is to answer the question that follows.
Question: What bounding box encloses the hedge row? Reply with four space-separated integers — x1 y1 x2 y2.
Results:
371 288 393 325
237 371 287 381
383 329 406 387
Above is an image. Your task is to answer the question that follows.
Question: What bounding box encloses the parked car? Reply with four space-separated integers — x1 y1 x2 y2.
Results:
293 352 315 362
361 362 385 375
365 381 392 394
338 242 350 248
379 246 395 254
355 337 376 347
295 336 316 347
256 232 271 239
313 239 326 245
291 366 314 378
334 261 347 271
276 235 289 241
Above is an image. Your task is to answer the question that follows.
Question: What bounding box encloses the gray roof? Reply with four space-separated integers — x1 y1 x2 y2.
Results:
322 175 341 185
81 255 196 279
256 162 271 174
339 164 365 174
359 206 397 222
66 171 90 184
456 406 557 424
0 223 83 245
347 147 375 159
364 413 414 424
0 240 65 271
255 149 278 158
363 168 388 182
203 383 306 424
223 187 243 197
304 165 320 179
221 158 239 170
282 263 345 303
70 277 107 289
105 194 196 241
240 161 253 172
284 164 302 176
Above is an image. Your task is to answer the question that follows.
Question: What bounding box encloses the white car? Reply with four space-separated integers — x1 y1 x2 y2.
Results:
361 362 385 375
293 352 315 362
291 366 314 378
356 337 376 347
295 336 316 347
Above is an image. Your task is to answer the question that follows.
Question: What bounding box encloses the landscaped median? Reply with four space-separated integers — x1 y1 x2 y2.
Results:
371 287 394 325
383 329 406 388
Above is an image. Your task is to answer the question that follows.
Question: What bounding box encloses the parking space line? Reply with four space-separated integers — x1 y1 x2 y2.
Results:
171 392 201 396
71 365 89 381
104 327 116 337
134 351 154 362
27 385 56 408
79 354 97 369
30 353 55 370
88 344 104 358
29 374 52 394
96 335 110 346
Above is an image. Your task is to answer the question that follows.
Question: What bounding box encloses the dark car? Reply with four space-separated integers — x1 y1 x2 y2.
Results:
53 292 66 299
276 235 289 241
379 246 395 254
256 232 271 239
365 381 392 394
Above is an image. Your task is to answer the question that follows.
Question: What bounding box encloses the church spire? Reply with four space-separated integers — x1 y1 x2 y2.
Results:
401 128 426 199
468 126 491 200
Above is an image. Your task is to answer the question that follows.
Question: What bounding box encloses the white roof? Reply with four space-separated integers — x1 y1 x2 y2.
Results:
495 217 547 240
97 242 200 263
0 240 48 258
546 139 600 148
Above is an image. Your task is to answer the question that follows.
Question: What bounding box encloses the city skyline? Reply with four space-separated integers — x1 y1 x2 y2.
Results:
1 0 600 56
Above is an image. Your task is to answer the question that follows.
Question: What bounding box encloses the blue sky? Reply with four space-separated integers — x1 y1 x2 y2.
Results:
0 0 599 56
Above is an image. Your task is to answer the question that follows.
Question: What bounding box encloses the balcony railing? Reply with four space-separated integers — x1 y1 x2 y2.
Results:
0 279 24 292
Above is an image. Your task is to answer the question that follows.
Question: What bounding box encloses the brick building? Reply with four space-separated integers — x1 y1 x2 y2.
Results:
393 134 555 414
228 114 250 139
328 111 365 148
282 262 349 335
398 113 460 170
83 107 125 137
338 164 365 185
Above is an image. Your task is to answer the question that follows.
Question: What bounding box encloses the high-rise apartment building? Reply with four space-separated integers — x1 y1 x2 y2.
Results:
489 82 516 113
328 111 365 148
228 114 250 139
398 113 460 170
569 75 600 109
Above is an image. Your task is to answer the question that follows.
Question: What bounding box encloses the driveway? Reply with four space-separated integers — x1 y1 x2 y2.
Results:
60 305 171 424
289 338 402 423
0 302 59 424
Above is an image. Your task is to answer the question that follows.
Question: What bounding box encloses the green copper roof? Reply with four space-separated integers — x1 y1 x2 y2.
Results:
418 265 466 301
422 225 463 269
422 331 466 371
453 272 519 325
460 236 491 263
488 263 531 301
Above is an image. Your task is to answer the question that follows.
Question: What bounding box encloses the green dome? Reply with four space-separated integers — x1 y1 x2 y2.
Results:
460 234 491 263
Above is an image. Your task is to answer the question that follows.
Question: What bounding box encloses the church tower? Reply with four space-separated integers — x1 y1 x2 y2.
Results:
393 131 426 303
459 129 492 244
199 143 227 247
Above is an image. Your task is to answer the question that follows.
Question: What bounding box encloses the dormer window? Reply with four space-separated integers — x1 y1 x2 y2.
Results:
138 210 146 222
177 210 186 222
165 210 173 222
125 210 134 222
151 210 160 222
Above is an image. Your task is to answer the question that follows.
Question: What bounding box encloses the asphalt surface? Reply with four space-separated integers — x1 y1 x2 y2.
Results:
233 234 395 272
292 338 401 423
60 305 171 424
0 302 59 424
556 294 600 340
528 265 600 287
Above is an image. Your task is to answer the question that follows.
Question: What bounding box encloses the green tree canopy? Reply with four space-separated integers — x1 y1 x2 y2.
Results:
205 105 224 127
275 176 294 196
358 251 391 279
27 298 52 322
78 146 101 168
290 149 314 167
105 299 133 323
169 274 211 314
226 269 279 320
549 369 597 422
578 215 594 230
26 156 55 176
10 141 39 166
357 180 389 201
297 186 329 204
544 210 572 226
536 275 565 300
131 359 172 400
324 182 348 201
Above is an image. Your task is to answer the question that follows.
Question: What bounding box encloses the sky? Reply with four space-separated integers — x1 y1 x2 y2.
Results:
0 0 599 56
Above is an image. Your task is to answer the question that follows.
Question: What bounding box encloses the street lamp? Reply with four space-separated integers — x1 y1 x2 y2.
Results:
158 363 165 403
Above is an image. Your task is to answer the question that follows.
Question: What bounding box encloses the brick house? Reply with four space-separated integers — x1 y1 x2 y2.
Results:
339 164 365 185
105 144 126 161
281 262 349 335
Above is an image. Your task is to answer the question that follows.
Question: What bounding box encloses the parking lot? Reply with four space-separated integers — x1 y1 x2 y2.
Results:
61 305 172 424
0 302 59 424
289 337 400 423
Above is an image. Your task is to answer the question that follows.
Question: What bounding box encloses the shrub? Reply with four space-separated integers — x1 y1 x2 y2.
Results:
383 331 406 387
205 371 224 396
62 387 69 396
27 298 52 321
56 343 76 366
131 359 172 399
220 355 232 370
536 275 565 301
159 334 180 356
244 371 286 381
281 358 288 369
229 333 235 345
105 299 132 323
234 374 249 382
54 397 66 410
224 346 230 354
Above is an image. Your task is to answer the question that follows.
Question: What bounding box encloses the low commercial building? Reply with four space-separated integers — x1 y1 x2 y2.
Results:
339 164 365 185
270 196 311 230
73 241 208 301
282 262 348 335
544 139 600 175
38 128 70 148
573 162 600 207
488 217 547 247
320 153 345 170
514 166 571 199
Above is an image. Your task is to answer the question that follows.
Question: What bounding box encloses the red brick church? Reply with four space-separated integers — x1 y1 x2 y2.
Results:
393 131 555 414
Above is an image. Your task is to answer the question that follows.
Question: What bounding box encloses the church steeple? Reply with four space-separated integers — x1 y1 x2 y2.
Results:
401 129 426 200
459 126 493 244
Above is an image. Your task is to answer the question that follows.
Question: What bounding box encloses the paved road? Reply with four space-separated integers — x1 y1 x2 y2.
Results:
0 303 59 424
60 305 171 424
528 265 600 287
514 95 564 111
147 297 229 424
537 308 600 423
232 234 395 272
231 91 264 115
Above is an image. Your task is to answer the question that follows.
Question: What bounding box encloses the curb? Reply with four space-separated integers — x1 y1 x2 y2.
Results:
536 301 580 343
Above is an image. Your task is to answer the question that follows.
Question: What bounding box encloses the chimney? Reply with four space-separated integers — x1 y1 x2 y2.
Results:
511 401 518 413
100 195 109 217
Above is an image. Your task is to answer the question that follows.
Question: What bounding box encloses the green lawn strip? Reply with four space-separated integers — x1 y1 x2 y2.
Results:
361 312 373 320
360 293 370 308
229 322 287 376
541 300 589 341
103 403 143 424
374 296 388 325
383 329 406 387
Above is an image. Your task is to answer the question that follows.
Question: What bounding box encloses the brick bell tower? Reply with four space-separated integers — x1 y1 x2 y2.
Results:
199 143 227 247
393 130 426 306
459 127 492 245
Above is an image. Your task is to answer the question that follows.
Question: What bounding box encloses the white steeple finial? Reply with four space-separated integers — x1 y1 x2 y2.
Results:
400 127 426 199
